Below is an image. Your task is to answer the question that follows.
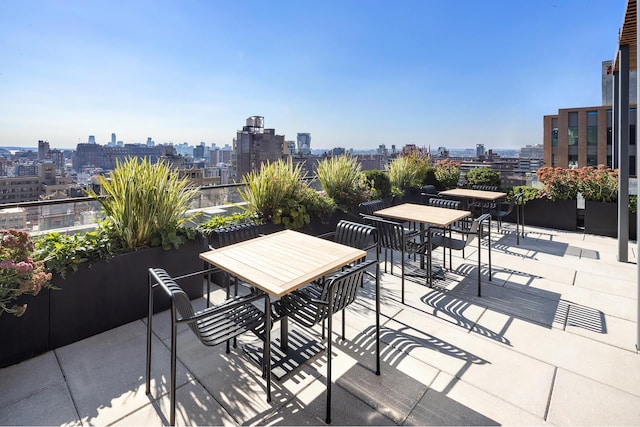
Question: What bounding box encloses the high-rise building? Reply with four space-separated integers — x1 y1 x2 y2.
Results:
231 116 286 180
543 60 637 174
88 135 96 144
111 133 116 146
297 133 311 155
38 140 50 161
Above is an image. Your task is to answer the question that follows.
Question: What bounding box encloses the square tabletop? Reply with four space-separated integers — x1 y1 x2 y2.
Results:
375 203 471 227
199 229 367 298
439 188 507 200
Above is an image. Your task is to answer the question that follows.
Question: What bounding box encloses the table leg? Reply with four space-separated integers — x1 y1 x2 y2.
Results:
280 315 289 351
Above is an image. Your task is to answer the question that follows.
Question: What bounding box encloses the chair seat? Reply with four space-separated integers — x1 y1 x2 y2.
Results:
197 300 266 346
430 233 466 251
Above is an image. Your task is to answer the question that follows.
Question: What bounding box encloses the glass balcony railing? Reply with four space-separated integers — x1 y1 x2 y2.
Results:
0 177 322 235
0 183 249 235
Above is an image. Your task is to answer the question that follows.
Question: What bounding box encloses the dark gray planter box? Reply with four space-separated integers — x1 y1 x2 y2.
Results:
519 198 578 231
584 200 637 239
0 289 51 368
49 237 206 349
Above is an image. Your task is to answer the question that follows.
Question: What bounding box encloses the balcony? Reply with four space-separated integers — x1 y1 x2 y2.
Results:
1 220 638 425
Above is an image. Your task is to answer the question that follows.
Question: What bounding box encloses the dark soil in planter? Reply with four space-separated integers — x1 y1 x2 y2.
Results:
0 289 50 368
49 238 205 349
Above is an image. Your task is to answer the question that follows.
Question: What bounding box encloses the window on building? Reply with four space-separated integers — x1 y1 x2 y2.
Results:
552 118 558 147
568 112 578 146
631 108 636 146
587 111 597 145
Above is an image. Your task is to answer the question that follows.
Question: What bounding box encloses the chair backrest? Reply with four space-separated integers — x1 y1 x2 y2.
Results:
209 222 259 249
465 213 491 245
321 261 374 316
334 220 377 251
360 215 405 251
472 185 499 192
428 198 461 210
149 268 200 339
358 200 384 216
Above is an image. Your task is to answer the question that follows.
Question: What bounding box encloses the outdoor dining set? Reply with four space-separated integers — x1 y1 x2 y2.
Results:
144 186 522 425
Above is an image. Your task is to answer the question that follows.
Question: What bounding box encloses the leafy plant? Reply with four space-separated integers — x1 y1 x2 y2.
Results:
86 158 200 250
464 167 500 187
197 211 254 234
387 153 432 192
423 166 437 187
316 155 370 213
630 195 637 214
434 159 461 189
1 229 53 317
299 186 337 223
508 186 540 204
33 226 117 277
240 158 311 228
577 165 618 203
363 169 392 199
536 167 580 201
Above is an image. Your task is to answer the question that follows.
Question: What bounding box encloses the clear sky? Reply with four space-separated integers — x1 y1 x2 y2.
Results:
0 0 628 151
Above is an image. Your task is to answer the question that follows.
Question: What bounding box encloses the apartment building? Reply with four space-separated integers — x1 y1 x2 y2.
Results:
543 106 637 175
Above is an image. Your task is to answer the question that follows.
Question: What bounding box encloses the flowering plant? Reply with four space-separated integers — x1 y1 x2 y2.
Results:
434 159 461 189
536 167 580 201
1 229 53 317
577 165 618 203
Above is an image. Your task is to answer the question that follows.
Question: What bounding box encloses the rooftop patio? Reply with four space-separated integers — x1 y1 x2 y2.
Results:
1 222 638 426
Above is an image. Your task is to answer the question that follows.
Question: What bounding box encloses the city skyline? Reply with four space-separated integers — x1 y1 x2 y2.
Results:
0 0 626 150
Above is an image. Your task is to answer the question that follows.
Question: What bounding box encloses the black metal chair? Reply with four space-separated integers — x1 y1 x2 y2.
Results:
317 220 378 283
469 185 500 215
358 199 385 218
429 213 492 296
145 267 271 426
361 214 427 304
420 184 439 205
490 193 524 244
206 222 261 300
273 260 377 424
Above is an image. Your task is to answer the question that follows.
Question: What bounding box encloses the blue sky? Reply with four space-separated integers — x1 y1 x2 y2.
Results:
0 0 628 150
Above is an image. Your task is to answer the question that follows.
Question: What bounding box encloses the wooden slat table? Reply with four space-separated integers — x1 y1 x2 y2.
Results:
438 188 507 201
200 229 374 379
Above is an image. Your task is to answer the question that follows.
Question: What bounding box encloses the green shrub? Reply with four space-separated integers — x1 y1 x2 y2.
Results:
363 169 392 199
464 167 501 187
423 166 437 186
536 167 579 201
508 186 540 204
239 158 312 229
387 153 432 192
197 211 254 234
434 159 461 189
316 155 370 213
630 195 637 214
300 186 337 223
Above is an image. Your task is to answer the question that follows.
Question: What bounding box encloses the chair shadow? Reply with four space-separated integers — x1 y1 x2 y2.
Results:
441 263 607 334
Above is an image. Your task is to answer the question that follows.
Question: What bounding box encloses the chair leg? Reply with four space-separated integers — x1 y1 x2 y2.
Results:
265 298 272 403
326 311 333 424
400 249 405 304
170 311 178 426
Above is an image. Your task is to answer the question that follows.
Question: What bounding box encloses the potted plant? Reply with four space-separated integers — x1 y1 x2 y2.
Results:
464 167 501 188
239 158 337 234
526 167 579 231
316 154 370 215
0 228 54 367
387 152 433 203
577 165 618 237
35 158 205 349
434 159 461 190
